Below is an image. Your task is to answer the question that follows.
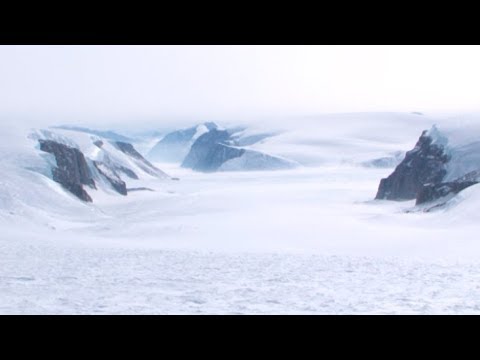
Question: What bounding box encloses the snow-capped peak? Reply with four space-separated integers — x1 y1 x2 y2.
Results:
426 125 449 148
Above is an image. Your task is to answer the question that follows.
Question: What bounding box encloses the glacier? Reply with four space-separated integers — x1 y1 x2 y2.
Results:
2 112 480 314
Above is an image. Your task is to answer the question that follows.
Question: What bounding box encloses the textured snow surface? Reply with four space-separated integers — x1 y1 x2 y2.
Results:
3 239 480 314
3 165 480 314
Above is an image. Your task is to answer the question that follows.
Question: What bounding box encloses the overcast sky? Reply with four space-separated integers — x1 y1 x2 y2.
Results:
1 45 480 129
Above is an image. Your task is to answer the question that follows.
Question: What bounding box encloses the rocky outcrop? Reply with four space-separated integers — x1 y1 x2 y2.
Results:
114 141 168 178
93 161 127 196
127 187 155 192
148 122 218 162
181 129 245 172
93 140 104 148
114 141 146 160
39 140 95 202
416 181 477 205
181 128 296 172
114 165 139 180
375 129 450 200
416 170 480 205
36 132 172 202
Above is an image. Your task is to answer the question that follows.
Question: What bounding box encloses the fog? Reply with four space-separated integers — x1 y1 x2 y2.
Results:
4 45 480 314
1 45 480 130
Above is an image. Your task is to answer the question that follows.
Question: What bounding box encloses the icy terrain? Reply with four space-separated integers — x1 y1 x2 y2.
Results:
2 113 480 314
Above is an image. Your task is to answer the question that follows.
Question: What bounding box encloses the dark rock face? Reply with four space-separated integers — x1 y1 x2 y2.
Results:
375 130 450 200
39 140 95 202
93 140 104 148
416 170 480 205
93 161 127 196
416 181 478 205
114 141 165 177
148 122 218 162
115 165 139 180
203 122 218 131
161 122 217 148
114 141 145 160
181 129 245 172
127 187 155 192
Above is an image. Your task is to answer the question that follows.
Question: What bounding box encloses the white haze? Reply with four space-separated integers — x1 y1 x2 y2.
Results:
4 46 480 314
2 45 480 130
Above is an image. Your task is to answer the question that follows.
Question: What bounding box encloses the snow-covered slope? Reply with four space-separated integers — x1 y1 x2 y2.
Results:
4 112 480 314
181 126 297 172
248 112 437 167
181 112 437 172
0 125 104 228
429 126 480 183
151 112 432 172
52 125 133 143
147 122 218 163
0 126 173 223
396 122 480 183
218 150 298 171
32 128 170 179
436 183 480 220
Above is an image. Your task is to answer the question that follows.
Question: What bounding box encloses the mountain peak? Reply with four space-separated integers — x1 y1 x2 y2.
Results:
203 122 218 131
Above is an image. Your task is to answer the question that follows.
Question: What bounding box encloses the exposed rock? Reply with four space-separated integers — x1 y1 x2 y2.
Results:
416 181 478 205
95 149 139 180
114 141 168 178
115 165 139 180
114 141 145 160
375 129 450 200
93 161 127 196
39 140 95 202
93 140 104 148
148 122 218 163
181 129 245 172
416 170 480 205
127 187 155 192
181 128 295 172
